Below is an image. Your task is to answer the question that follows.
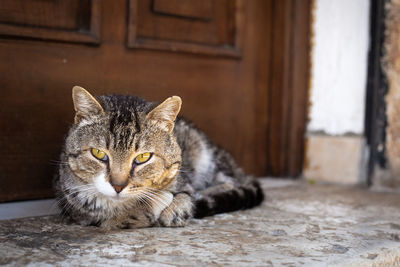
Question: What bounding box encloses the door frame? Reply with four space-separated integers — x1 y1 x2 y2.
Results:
267 0 312 177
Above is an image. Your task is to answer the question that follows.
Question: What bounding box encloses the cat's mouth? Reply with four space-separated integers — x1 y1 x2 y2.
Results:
93 173 122 198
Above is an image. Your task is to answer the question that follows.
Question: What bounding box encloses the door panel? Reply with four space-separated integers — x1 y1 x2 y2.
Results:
0 0 310 202
0 0 100 43
153 0 214 20
128 0 240 57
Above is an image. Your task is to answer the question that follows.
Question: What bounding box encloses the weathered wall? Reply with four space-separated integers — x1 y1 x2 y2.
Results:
382 0 400 186
305 0 370 184
308 0 370 135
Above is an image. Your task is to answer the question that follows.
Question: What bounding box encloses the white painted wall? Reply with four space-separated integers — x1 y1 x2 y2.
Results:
308 0 370 135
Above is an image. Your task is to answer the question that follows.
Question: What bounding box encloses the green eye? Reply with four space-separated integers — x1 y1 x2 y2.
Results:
135 152 152 164
91 148 108 161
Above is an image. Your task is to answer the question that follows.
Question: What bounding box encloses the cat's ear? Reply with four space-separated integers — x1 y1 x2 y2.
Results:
146 96 182 132
72 86 104 124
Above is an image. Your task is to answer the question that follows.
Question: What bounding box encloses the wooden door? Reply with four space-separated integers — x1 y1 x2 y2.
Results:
0 0 311 202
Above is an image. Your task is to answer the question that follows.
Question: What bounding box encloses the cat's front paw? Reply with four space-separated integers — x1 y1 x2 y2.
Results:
158 193 193 227
158 206 190 227
104 213 156 229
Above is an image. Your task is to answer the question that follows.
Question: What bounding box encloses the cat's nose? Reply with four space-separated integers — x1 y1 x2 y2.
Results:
111 182 127 193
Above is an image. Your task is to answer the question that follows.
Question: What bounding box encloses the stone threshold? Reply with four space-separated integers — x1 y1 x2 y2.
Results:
1 178 400 266
0 199 59 221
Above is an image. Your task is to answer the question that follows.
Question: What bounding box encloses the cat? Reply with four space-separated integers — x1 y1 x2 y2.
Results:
54 86 264 229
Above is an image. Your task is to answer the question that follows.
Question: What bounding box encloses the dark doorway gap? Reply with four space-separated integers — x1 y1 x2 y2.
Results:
365 0 388 185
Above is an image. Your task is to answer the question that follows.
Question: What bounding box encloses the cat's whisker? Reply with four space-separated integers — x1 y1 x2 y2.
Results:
128 189 165 215
140 190 171 216
49 160 70 166
65 184 91 191
145 188 176 205
58 197 75 213
62 187 93 199
143 189 170 208
127 188 150 200
57 184 98 213
140 191 165 211
141 189 177 218
137 193 152 210
144 188 180 216
135 192 155 213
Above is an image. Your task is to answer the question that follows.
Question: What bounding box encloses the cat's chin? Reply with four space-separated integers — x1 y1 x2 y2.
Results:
96 190 130 202
100 193 127 201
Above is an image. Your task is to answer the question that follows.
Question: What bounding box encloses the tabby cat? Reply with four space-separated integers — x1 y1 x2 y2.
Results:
54 86 263 229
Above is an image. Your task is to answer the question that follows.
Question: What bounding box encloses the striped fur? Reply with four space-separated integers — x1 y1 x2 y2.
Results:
54 86 263 229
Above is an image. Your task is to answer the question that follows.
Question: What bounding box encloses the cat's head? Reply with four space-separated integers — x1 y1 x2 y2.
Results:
65 86 182 200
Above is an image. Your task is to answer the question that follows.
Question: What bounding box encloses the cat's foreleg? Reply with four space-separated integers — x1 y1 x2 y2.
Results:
158 192 193 227
102 191 174 229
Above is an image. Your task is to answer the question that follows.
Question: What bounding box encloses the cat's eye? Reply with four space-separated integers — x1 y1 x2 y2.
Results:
134 152 152 164
91 148 108 161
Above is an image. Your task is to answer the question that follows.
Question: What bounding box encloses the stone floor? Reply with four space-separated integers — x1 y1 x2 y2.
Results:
1 179 400 266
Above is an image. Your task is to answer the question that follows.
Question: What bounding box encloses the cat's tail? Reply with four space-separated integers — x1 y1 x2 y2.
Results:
193 179 264 218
